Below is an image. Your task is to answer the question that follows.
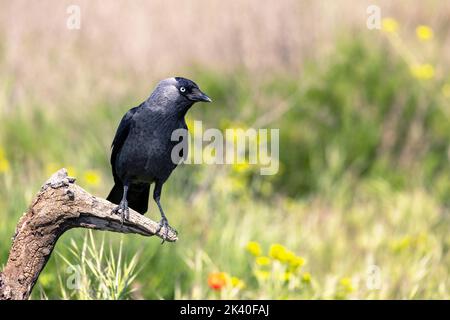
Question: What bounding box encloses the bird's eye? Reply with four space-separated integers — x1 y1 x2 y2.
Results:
180 86 186 93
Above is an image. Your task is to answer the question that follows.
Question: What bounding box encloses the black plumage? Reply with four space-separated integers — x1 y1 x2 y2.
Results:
107 77 211 240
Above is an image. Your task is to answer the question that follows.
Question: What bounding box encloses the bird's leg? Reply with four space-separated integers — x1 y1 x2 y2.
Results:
112 182 129 225
153 182 177 243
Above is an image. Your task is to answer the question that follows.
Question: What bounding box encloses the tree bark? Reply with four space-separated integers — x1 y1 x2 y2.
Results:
0 169 177 300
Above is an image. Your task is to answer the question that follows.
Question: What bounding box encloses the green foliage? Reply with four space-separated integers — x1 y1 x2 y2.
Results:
55 232 140 300
273 37 450 199
0 34 449 299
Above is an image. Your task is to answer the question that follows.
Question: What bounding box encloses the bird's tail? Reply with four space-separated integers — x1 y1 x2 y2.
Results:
106 183 123 205
107 183 150 214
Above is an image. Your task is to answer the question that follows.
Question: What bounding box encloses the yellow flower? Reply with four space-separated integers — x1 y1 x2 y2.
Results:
83 170 101 187
382 18 399 34
255 256 271 266
416 25 433 41
269 243 287 260
289 256 306 269
275 271 291 282
246 241 262 256
0 158 10 174
269 244 296 263
336 277 354 299
0 147 10 174
269 243 299 264
302 272 312 283
410 64 435 80
232 161 250 173
279 250 296 264
254 270 270 281
339 277 354 293
230 276 245 289
442 83 450 98
66 166 77 177
281 271 292 282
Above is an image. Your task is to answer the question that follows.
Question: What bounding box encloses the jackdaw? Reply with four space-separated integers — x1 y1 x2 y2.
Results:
107 77 212 241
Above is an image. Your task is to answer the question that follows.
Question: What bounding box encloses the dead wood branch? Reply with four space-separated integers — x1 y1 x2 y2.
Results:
0 168 177 300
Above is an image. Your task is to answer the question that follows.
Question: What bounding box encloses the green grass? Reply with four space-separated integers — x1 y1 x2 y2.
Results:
0 34 449 299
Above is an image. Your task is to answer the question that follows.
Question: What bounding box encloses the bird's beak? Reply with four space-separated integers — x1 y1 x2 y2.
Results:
189 88 212 103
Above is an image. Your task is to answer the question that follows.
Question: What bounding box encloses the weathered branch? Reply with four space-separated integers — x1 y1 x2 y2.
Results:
0 169 177 300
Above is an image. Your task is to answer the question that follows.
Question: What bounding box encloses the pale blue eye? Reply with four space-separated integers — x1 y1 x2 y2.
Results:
180 87 186 93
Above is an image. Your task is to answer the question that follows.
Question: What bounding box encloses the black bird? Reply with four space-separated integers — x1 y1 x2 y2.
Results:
107 77 211 240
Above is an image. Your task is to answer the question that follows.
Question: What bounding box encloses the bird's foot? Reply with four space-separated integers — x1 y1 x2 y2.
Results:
156 217 177 244
112 200 129 226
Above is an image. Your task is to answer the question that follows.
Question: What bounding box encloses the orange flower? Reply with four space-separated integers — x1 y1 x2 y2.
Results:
208 272 228 291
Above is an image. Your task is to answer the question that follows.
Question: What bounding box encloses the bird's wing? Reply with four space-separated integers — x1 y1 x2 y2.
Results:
110 105 140 182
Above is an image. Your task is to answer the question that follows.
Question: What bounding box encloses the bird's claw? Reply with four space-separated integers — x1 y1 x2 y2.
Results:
112 201 129 226
156 218 177 244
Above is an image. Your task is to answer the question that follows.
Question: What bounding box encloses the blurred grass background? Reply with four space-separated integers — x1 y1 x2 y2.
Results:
0 0 449 299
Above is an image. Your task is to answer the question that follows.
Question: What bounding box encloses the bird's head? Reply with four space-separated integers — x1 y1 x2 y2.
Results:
148 77 212 116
